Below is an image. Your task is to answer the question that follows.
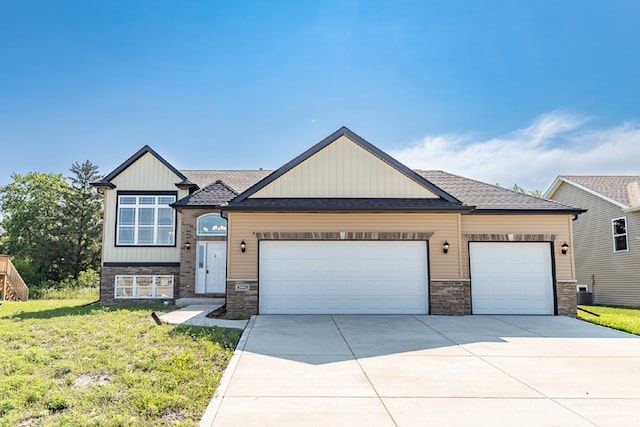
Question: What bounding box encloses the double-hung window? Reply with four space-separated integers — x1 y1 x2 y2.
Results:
117 194 176 245
612 217 629 252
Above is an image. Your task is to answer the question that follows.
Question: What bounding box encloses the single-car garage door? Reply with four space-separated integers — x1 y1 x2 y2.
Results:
470 242 554 315
259 241 428 314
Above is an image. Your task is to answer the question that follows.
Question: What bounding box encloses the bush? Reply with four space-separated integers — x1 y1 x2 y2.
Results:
11 257 43 287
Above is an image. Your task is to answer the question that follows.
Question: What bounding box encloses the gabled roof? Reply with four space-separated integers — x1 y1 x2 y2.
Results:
230 126 461 206
91 145 189 189
420 170 583 213
172 180 238 208
546 176 640 211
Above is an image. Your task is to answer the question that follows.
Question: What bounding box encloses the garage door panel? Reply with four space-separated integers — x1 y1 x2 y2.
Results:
470 242 554 315
259 241 428 314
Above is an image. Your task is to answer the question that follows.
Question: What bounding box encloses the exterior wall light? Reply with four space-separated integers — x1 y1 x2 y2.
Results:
442 241 449 254
184 241 191 250
561 242 569 255
241 240 246 253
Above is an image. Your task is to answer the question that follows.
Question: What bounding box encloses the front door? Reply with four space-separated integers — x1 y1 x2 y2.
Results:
196 242 226 294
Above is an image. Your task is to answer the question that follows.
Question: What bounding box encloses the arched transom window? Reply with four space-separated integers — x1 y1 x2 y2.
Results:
197 214 227 236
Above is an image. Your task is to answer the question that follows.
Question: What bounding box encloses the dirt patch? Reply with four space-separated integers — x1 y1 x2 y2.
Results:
74 374 110 388
206 305 249 320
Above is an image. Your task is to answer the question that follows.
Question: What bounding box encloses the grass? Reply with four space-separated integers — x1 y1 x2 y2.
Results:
578 305 640 335
0 299 242 426
30 286 100 300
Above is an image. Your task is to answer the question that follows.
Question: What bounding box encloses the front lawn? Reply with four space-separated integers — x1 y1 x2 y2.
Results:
0 299 242 426
578 305 640 336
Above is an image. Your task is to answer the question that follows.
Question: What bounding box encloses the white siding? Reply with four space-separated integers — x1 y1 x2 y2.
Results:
103 152 188 263
250 135 438 199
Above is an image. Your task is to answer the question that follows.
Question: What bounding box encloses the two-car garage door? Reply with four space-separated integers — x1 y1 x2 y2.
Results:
259 241 428 314
470 242 554 315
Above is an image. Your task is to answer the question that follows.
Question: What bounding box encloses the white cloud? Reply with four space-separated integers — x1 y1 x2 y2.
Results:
390 112 640 192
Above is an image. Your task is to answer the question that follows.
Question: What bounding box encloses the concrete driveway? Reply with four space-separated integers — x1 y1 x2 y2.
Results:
203 315 640 427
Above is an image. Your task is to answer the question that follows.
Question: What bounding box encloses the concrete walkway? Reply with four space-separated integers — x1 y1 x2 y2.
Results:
203 315 640 427
159 304 248 329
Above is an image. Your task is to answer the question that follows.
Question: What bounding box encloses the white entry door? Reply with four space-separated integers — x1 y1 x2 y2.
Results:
259 241 428 314
196 242 226 294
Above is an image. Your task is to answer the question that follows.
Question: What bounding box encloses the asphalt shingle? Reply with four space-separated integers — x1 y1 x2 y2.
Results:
561 176 640 207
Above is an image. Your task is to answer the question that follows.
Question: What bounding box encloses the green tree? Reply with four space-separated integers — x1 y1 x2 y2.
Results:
0 172 70 283
510 184 543 198
60 161 103 278
0 162 103 285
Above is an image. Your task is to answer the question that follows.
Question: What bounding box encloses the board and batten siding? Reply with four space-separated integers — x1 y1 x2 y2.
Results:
227 212 461 280
250 136 438 199
102 152 189 263
460 214 575 281
551 182 640 306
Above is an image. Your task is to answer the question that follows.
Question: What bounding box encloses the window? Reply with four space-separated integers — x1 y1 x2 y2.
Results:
115 275 174 298
117 194 176 245
197 214 227 236
612 217 629 252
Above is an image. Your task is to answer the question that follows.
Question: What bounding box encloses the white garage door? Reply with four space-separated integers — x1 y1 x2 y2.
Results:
470 242 554 315
259 241 428 314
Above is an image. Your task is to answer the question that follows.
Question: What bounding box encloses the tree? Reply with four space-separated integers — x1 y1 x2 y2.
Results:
0 172 70 283
0 161 103 285
510 184 544 198
60 161 103 278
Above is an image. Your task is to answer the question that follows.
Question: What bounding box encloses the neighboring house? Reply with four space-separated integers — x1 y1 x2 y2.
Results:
92 127 583 316
546 176 640 306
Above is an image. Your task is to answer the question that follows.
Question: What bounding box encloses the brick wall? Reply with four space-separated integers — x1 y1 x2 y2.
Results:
556 280 577 317
100 265 180 305
430 280 471 315
226 280 258 316
178 208 226 298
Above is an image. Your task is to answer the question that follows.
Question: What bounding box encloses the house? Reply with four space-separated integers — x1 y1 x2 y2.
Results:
546 176 640 306
92 127 584 316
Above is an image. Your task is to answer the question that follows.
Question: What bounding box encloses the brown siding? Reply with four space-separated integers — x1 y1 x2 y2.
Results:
550 183 640 306
460 214 575 280
227 212 462 279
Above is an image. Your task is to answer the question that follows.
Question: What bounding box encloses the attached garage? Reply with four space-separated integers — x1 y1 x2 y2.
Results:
469 242 555 315
259 241 428 314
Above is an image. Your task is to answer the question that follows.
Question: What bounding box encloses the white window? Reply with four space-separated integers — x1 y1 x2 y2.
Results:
117 195 176 245
115 275 174 298
612 217 629 252
196 214 227 236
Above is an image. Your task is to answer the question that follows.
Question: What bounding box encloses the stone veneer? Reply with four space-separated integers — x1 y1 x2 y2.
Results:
100 264 180 305
226 280 258 316
556 280 578 317
177 208 227 299
430 280 471 315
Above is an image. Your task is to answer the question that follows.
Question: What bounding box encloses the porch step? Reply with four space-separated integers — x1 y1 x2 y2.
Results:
175 297 225 308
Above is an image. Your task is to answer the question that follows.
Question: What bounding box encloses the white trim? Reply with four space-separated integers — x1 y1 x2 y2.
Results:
196 213 228 236
114 274 174 299
116 194 177 245
546 177 629 209
612 216 630 253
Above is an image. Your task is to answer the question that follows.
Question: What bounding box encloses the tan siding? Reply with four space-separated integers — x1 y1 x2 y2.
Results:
550 182 640 306
227 212 461 279
460 214 575 280
102 152 188 263
251 136 438 198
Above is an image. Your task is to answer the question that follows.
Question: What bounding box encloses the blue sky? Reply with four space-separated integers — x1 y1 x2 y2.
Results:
1 0 639 191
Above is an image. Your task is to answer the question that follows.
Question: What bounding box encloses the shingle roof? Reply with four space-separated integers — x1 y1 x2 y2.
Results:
180 170 272 193
417 170 580 212
561 176 640 207
172 180 238 207
173 168 582 212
